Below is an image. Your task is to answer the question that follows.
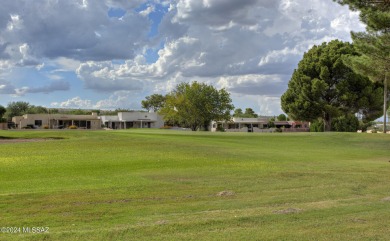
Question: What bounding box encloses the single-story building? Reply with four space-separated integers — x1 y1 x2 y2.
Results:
274 121 309 132
100 112 164 129
12 113 101 129
211 117 270 132
211 118 309 132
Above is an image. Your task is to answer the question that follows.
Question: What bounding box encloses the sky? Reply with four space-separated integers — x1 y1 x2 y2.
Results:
0 0 365 116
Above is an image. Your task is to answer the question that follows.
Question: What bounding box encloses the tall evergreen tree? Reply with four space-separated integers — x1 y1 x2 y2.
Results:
281 40 384 131
334 0 390 132
343 32 390 131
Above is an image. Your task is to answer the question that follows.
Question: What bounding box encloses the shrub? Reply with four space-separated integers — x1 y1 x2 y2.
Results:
359 121 374 132
216 125 225 132
275 128 282 133
268 121 275 128
332 114 359 132
310 120 324 132
68 125 78 129
43 125 49 129
160 126 172 129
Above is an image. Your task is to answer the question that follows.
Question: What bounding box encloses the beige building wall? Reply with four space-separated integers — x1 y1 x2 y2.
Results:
12 113 101 129
101 112 164 129
0 123 7 130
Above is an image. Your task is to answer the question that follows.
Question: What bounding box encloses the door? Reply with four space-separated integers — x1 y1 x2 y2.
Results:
246 124 253 132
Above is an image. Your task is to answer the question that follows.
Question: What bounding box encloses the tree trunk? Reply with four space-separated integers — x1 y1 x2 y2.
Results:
324 113 332 132
384 73 388 133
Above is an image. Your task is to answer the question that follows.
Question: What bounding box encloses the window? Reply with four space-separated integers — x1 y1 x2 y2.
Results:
34 120 42 127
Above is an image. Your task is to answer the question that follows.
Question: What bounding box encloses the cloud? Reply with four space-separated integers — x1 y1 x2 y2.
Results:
51 91 140 110
7 14 23 31
76 61 144 91
139 4 155 17
0 79 16 94
54 57 82 72
51 96 93 109
0 1 150 64
257 95 282 116
16 43 41 66
217 74 287 96
94 91 140 109
173 0 275 27
14 81 70 96
106 0 146 10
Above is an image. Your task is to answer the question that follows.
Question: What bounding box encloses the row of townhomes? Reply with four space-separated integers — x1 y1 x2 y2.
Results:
211 117 309 133
11 112 102 130
10 112 165 130
9 112 309 132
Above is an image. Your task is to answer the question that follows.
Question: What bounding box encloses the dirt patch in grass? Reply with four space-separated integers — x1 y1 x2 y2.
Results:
0 137 63 144
273 208 303 214
156 220 169 225
381 197 390 202
351 218 366 223
216 191 235 197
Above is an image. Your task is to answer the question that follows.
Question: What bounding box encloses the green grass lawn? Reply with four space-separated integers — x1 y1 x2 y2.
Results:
0 130 389 240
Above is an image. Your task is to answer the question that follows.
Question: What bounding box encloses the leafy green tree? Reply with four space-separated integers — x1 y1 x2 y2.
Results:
233 108 258 118
114 108 133 113
69 109 91 115
277 114 287 121
244 108 258 118
141 94 166 112
27 105 48 114
160 82 234 131
0 105 6 122
268 120 275 128
281 40 384 131
49 108 60 114
233 108 243 117
5 101 30 119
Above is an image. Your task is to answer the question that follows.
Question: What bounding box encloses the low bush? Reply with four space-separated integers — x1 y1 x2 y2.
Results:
68 125 78 129
216 125 225 132
274 128 282 133
332 114 359 132
160 126 172 129
310 120 324 132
